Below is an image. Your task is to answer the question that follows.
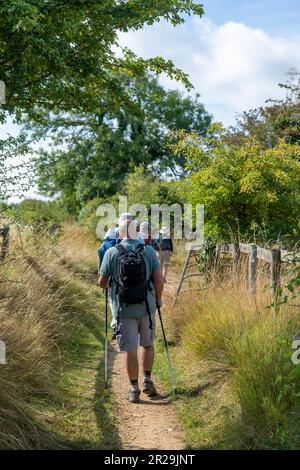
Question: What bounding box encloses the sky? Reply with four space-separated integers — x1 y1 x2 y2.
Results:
119 0 300 125
2 0 300 199
204 0 300 36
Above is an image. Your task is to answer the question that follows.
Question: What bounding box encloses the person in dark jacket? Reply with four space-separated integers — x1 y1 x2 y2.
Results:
158 227 173 282
139 221 160 251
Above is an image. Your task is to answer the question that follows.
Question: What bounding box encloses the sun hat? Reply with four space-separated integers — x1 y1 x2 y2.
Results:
159 226 170 235
105 228 118 239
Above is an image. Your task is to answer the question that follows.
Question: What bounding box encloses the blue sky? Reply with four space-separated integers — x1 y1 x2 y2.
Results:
203 0 300 36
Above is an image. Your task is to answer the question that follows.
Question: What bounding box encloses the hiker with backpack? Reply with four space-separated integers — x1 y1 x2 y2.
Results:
98 218 164 403
98 227 119 275
97 213 135 274
158 226 173 283
139 221 160 251
98 214 135 339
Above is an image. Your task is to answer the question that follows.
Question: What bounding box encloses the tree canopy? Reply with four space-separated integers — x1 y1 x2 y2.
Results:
29 74 211 211
0 0 204 202
0 0 204 119
227 82 300 148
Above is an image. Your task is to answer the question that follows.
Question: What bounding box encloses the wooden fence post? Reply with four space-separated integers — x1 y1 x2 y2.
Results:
232 242 240 285
0 225 9 262
270 248 281 316
214 244 221 271
248 244 257 296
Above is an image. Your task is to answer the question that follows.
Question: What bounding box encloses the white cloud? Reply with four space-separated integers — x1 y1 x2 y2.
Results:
119 18 300 125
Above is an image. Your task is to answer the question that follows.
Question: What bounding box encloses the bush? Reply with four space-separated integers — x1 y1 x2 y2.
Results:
78 195 120 240
172 125 300 243
7 199 67 232
124 165 183 208
78 166 184 239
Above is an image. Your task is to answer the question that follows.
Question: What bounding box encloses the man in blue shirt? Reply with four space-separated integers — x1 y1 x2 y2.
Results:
99 219 164 403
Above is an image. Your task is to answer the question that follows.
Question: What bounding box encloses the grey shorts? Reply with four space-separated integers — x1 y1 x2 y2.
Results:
159 250 171 267
117 314 156 352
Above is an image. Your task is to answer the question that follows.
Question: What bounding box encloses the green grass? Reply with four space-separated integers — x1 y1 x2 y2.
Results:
154 286 300 450
32 309 120 449
33 256 120 449
0 225 119 449
154 335 233 449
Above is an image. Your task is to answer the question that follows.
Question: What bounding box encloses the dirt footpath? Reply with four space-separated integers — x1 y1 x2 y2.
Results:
110 342 184 450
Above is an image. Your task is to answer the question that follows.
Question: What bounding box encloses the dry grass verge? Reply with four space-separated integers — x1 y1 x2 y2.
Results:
0 223 117 449
155 256 300 449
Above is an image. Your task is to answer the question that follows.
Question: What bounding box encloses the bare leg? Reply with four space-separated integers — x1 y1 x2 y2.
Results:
161 263 164 279
141 345 154 373
126 350 139 381
141 346 158 395
163 264 169 282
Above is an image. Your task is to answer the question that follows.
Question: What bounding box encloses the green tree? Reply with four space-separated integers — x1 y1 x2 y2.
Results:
29 74 211 211
0 0 203 118
172 125 300 242
0 1 204 202
227 81 300 148
124 165 182 208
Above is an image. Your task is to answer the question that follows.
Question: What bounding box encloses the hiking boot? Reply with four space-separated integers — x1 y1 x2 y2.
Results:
127 387 141 403
142 380 158 397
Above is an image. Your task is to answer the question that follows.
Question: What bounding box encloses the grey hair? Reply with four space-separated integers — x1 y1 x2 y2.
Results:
119 219 138 239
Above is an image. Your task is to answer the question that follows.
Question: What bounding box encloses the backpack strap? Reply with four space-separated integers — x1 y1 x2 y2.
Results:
115 244 127 256
144 286 153 330
135 243 145 254
138 250 153 331
115 242 153 330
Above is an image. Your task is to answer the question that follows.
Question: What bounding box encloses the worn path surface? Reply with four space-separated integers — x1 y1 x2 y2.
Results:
110 344 184 450
109 272 184 450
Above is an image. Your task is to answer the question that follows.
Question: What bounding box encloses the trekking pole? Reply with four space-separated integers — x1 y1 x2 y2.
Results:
157 304 177 395
104 288 108 389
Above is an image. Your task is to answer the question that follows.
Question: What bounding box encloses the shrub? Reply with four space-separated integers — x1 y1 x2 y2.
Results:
172 126 300 243
7 199 67 232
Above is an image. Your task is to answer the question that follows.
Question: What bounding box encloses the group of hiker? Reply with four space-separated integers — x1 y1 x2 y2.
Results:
98 213 173 403
98 213 173 282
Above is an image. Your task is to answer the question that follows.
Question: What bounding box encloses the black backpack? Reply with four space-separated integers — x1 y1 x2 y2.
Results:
115 244 153 329
159 238 172 251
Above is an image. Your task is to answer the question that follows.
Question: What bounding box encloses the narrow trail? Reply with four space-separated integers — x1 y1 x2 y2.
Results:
109 272 184 450
162 271 179 300
110 343 184 450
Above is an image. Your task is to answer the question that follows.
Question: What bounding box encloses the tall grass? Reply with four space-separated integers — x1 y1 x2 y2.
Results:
161 253 300 449
0 223 103 449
